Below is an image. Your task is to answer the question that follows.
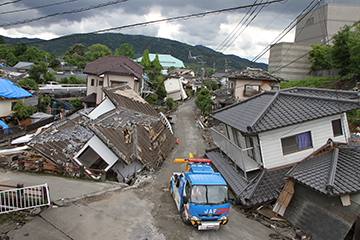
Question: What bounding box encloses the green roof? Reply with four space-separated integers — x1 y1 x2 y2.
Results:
136 54 185 68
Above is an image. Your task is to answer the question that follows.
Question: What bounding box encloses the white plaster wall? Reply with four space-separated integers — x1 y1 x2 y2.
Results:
259 114 348 169
74 135 118 171
88 98 115 120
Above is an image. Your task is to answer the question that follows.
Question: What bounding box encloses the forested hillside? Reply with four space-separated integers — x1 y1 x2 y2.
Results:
3 33 267 71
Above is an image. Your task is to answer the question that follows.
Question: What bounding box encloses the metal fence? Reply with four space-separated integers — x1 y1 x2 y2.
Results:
211 128 260 179
0 183 50 214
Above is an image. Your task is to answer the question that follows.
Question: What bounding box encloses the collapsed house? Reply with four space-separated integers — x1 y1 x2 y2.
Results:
206 87 360 207
28 84 175 182
272 139 360 240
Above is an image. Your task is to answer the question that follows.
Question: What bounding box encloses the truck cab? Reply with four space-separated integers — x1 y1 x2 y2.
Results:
170 157 230 230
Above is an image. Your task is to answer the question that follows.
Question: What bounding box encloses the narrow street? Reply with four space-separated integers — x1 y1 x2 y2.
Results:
3 99 276 240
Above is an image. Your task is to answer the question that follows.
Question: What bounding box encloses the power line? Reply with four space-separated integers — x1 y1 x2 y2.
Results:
0 0 21 7
219 1 269 53
0 0 130 28
0 0 77 15
246 0 320 68
215 0 260 52
94 0 286 34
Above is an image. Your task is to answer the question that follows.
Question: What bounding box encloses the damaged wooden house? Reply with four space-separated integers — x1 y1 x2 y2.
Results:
28 84 175 182
206 87 360 208
273 139 360 240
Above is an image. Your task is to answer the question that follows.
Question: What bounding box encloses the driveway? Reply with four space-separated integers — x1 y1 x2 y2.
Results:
3 99 276 240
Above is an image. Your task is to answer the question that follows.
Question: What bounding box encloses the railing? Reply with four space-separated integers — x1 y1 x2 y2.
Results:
211 128 261 179
18 159 105 181
159 112 173 135
0 183 50 214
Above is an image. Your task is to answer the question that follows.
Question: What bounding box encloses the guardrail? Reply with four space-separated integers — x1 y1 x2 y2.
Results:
211 128 260 180
0 183 50 214
18 159 106 181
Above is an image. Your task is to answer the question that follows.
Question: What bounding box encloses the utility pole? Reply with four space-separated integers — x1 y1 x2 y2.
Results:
225 59 231 72
189 51 205 88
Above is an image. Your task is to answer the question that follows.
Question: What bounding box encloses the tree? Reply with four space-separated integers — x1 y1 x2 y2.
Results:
114 48 120 56
37 95 51 113
43 72 57 83
0 35 4 44
17 78 39 89
0 44 17 66
140 49 151 69
28 62 48 83
118 43 134 59
332 25 353 76
12 101 35 120
68 75 86 84
69 98 84 109
156 81 167 100
17 46 47 63
64 43 87 68
195 88 214 115
308 44 332 73
152 53 162 73
210 81 219 90
85 44 111 61
165 97 174 111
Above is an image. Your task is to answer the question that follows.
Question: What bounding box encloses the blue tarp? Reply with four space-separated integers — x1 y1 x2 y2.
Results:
0 78 32 99
0 120 9 129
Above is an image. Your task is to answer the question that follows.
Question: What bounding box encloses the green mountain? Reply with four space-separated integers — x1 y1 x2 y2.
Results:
3 33 268 71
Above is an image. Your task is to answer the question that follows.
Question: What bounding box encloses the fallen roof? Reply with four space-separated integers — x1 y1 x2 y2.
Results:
28 119 94 163
206 148 290 207
228 67 283 82
83 56 143 80
0 78 32 99
287 140 360 196
103 84 159 117
79 92 97 103
212 88 360 134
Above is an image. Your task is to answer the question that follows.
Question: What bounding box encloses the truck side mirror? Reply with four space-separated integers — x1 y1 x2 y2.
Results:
183 196 188 204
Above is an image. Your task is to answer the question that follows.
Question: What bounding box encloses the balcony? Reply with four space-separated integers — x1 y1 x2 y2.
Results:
211 128 261 178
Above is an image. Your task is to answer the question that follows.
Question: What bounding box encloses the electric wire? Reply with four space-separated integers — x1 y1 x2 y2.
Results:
0 0 130 28
0 0 21 7
93 0 286 34
0 0 77 15
215 0 261 53
246 0 320 68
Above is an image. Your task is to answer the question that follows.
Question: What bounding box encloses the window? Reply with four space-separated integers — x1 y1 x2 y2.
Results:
244 85 260 97
91 79 94 86
245 136 254 158
281 131 312 155
99 80 103 86
11 101 17 110
332 119 343 137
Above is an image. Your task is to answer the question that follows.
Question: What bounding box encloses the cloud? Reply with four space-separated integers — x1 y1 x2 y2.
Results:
0 0 359 64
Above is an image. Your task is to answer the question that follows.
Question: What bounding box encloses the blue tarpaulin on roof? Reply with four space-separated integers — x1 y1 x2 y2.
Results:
0 78 32 99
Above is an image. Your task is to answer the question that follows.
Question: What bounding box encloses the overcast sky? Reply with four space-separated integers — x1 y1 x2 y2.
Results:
0 0 359 64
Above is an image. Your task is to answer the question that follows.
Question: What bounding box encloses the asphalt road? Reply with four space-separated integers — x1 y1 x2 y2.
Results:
2 99 276 240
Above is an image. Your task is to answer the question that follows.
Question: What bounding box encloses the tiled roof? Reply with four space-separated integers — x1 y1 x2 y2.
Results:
103 84 159 117
279 87 358 99
287 141 360 196
206 148 289 207
28 119 94 164
228 67 284 82
79 92 96 103
83 56 144 79
212 88 360 133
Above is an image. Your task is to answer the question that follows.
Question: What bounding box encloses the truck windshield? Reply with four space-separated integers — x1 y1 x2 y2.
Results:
191 185 228 205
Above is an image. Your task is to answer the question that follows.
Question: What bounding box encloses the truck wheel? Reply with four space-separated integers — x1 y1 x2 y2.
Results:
181 207 191 225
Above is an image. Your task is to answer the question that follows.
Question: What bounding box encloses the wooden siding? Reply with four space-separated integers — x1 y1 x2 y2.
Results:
259 114 348 169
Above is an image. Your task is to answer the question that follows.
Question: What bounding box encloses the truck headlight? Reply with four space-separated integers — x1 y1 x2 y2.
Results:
219 215 228 226
190 215 200 221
